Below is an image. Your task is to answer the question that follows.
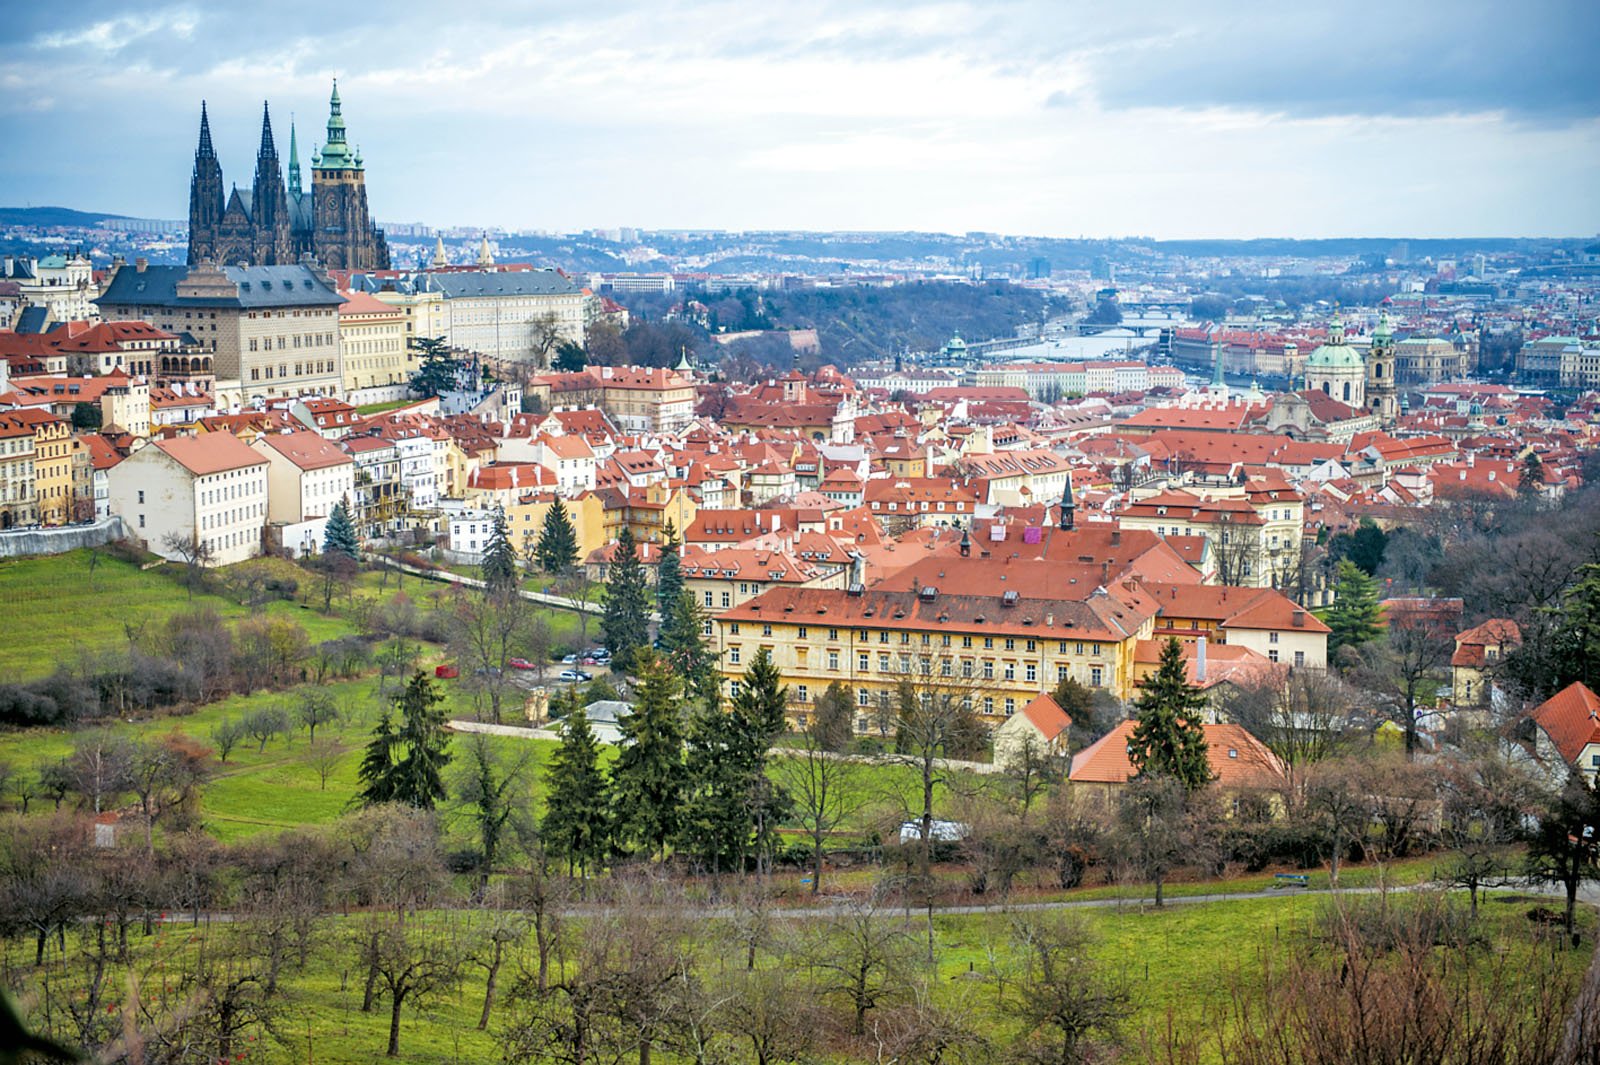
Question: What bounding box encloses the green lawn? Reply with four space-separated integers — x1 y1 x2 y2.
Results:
355 398 416 415
0 550 356 681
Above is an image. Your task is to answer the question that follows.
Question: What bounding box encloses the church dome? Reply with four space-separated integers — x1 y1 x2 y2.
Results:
1305 314 1364 371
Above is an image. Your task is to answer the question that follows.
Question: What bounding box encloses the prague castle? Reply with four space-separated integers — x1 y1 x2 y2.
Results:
187 81 390 272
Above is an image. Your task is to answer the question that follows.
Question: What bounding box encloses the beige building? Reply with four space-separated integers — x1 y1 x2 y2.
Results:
0 414 37 527
107 434 269 565
251 430 356 525
338 290 410 392
96 261 345 405
1394 337 1468 386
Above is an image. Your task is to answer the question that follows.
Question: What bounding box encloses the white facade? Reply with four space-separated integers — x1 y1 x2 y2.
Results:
251 433 356 526
106 439 268 566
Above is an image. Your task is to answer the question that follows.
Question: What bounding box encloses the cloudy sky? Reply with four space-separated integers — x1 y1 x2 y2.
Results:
2 0 1596 238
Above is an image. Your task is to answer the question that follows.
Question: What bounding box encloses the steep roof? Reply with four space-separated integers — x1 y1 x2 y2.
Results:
255 430 353 471
1530 682 1600 766
1019 693 1071 743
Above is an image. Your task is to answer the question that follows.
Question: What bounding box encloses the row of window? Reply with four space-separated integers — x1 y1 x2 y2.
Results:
248 361 336 381
724 621 1102 657
246 334 335 352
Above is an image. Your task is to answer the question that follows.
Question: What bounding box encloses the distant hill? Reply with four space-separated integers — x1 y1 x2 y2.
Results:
0 206 131 228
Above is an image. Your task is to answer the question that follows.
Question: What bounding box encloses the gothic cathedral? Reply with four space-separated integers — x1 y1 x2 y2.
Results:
187 81 390 271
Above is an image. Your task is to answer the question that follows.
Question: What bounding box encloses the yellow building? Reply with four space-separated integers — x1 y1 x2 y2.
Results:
682 545 849 614
0 415 38 528
505 491 607 565
713 585 1154 730
13 411 84 525
339 290 411 393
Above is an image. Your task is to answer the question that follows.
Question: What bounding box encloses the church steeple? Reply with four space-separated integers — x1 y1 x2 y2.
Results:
431 236 448 269
250 101 291 263
1058 471 1076 531
287 118 302 200
317 78 358 170
187 102 224 266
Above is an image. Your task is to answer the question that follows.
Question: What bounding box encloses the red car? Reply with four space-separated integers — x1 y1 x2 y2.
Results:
508 658 537 671
434 664 459 679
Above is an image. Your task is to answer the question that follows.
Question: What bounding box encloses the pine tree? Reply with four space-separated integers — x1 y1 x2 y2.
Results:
658 591 719 709
323 496 360 560
656 522 683 621
1317 560 1384 658
608 652 686 858
481 507 519 599
356 709 400 805
1519 452 1546 500
534 499 580 576
542 689 610 876
600 527 651 671
388 671 451 809
1127 637 1213 792
811 680 855 752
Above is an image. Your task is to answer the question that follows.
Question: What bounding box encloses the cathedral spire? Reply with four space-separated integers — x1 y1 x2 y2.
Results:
287 117 301 200
196 101 215 160
257 101 277 158
318 78 357 170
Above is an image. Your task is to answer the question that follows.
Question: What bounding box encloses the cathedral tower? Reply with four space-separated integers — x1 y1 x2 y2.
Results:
306 80 390 270
250 103 295 264
186 103 224 266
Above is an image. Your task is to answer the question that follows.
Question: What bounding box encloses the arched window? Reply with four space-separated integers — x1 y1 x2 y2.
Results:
1322 382 1330 395
1342 382 1351 402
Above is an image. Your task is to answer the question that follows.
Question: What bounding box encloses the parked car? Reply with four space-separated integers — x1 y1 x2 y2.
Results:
507 658 537 671
561 653 580 664
434 664 459 679
579 656 603 667
558 669 592 683
587 648 612 661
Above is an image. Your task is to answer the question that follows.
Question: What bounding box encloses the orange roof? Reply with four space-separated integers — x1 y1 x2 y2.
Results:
1019 693 1071 743
338 290 402 316
1452 618 1521 668
1069 720 1286 789
1530 682 1600 766
153 433 268 476
256 430 353 471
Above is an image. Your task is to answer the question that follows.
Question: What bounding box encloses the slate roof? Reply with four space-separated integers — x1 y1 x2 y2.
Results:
422 270 579 298
97 265 344 310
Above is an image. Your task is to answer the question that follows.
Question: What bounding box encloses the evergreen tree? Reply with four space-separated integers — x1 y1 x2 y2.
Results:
356 709 400 806
1127 637 1213 792
553 339 587 373
658 591 720 709
655 522 684 621
608 652 686 859
600 527 651 671
480 507 519 599
542 689 610 876
388 671 451 809
678 647 790 873
1519 452 1546 500
534 499 580 576
323 496 360 560
409 335 460 396
1317 560 1384 658
810 680 855 752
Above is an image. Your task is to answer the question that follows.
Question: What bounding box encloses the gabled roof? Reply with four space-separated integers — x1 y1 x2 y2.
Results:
1069 720 1286 789
255 430 354 471
151 432 268 476
1018 693 1071 743
1530 682 1600 766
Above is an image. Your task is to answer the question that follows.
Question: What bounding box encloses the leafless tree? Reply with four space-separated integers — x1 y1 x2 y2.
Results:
161 531 215 596
307 737 349 791
364 911 468 1056
1220 668 1354 796
1303 758 1372 887
1109 775 1218 907
773 728 867 894
1006 912 1131 1065
800 886 918 1037
450 586 534 724
1353 615 1455 759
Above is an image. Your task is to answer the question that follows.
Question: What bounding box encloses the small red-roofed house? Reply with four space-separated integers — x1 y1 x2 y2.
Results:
1451 618 1520 708
1525 682 1600 785
994 693 1073 771
1069 720 1288 811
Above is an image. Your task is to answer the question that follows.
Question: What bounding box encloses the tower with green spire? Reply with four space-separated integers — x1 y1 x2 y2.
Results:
1365 308 1399 429
305 78 389 270
287 118 302 200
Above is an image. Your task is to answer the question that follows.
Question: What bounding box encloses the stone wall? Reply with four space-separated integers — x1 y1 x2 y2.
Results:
0 517 129 559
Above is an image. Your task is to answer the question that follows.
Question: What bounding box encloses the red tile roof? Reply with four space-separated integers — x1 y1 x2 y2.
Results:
1530 682 1600 766
1069 720 1286 789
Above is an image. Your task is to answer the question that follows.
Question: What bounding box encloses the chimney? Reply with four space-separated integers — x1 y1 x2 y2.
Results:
1197 636 1208 682
1292 609 1306 627
134 257 148 273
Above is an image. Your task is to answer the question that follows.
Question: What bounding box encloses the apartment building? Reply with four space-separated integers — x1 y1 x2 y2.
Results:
107 434 269 565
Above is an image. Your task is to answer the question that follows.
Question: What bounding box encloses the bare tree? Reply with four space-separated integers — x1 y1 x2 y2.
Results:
1303 758 1372 887
800 887 918 1037
161 531 215 596
1109 775 1217 907
364 912 468 1056
773 728 867 895
307 737 349 790
1220 668 1354 796
1353 616 1455 759
450 586 533 724
1006 912 1131 1065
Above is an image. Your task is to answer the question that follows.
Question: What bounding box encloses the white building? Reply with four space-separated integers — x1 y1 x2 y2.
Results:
106 434 268 566
251 430 357 556
448 508 498 559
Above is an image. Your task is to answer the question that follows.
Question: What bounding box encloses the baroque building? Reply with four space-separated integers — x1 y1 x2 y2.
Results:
188 82 390 272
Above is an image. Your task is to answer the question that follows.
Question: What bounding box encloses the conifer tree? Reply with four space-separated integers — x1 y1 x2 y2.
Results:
1318 560 1384 658
656 522 684 621
608 652 686 858
679 648 790 872
356 709 400 806
658 591 720 709
1127 637 1213 792
1519 451 1546 500
600 527 651 671
387 671 452 809
534 498 580 576
480 507 519 599
323 496 360 560
542 689 610 876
